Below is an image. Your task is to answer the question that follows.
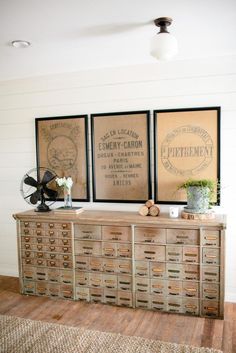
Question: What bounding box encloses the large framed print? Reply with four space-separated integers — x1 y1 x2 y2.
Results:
154 107 220 204
91 111 151 202
35 115 89 201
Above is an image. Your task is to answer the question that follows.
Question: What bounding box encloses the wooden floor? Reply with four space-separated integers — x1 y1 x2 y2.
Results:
0 276 235 353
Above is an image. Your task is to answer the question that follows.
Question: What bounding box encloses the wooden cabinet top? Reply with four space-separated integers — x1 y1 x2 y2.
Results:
13 209 226 229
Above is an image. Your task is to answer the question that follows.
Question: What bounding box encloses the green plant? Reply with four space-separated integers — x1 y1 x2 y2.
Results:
178 178 217 203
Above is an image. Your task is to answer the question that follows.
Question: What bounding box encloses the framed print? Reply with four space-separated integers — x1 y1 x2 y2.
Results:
154 107 220 204
91 111 151 202
35 115 89 201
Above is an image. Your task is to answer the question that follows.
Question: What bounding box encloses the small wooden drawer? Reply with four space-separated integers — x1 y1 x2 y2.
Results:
48 283 60 297
203 248 220 265
22 250 35 259
75 271 89 286
58 230 71 238
118 291 133 307
103 258 117 273
150 279 167 295
135 293 150 309
135 245 165 261
182 264 200 281
35 268 47 281
167 229 199 245
46 252 59 260
117 259 132 275
34 229 45 236
76 287 89 301
102 242 117 257
60 261 73 269
89 257 103 272
166 246 182 262
183 298 199 315
166 263 183 280
21 228 34 236
61 284 73 299
183 246 199 263
201 230 220 247
135 227 166 244
75 241 102 256
135 277 150 293
150 262 166 278
182 281 199 298
23 258 36 266
167 297 183 313
75 224 102 240
117 244 132 258
45 229 57 237
57 223 71 230
58 245 72 254
21 221 34 229
47 268 60 283
104 289 117 305
89 273 103 288
135 261 149 277
46 259 60 268
167 281 182 297
58 238 72 247
60 269 73 284
118 275 132 291
202 300 219 317
75 256 89 271
23 280 35 295
90 288 103 303
202 266 220 282
151 295 167 311
103 274 117 289
22 236 35 244
102 226 131 242
36 282 48 296
23 266 36 280
47 238 59 246
202 283 219 300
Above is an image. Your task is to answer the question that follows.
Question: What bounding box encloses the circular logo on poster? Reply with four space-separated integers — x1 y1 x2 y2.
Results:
47 135 77 170
161 125 213 177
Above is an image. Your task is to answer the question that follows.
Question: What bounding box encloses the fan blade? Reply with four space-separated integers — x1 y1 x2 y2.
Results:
30 190 41 204
43 186 58 199
41 170 55 185
24 175 38 188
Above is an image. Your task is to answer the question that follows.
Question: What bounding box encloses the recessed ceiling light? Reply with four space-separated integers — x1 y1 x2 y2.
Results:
11 40 31 48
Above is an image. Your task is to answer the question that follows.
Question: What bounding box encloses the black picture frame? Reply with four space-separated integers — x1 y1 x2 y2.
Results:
91 110 152 202
35 114 90 202
154 107 221 205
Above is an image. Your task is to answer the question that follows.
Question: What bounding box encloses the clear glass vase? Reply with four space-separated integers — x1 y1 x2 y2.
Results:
64 187 72 208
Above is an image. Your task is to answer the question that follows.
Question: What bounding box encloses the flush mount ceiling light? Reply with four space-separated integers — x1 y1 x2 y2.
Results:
11 40 31 48
150 17 178 61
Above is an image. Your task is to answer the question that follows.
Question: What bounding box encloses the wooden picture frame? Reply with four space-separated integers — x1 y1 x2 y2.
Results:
35 115 90 201
91 111 151 202
154 107 220 204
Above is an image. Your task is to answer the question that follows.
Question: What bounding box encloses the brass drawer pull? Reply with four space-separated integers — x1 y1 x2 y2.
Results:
176 235 188 239
184 288 197 292
119 264 129 269
119 249 129 253
37 238 42 243
50 261 56 266
152 284 163 289
36 230 41 235
168 252 180 256
24 237 30 242
205 255 217 258
49 231 54 236
63 262 69 268
62 240 69 245
50 254 56 259
184 253 197 257
37 245 43 250
24 222 29 227
49 223 54 228
25 251 31 257
25 244 30 249
152 268 163 273
24 229 29 234
104 247 114 251
62 224 68 229
110 231 122 235
25 259 31 264
49 246 55 251
36 223 41 228
185 304 197 309
37 252 43 258
63 247 69 252
205 272 217 276
63 255 69 260
205 306 217 311
169 303 181 307
204 288 217 293
37 260 43 265
119 281 130 285
62 231 68 236
144 251 156 254
50 239 55 244
205 236 217 240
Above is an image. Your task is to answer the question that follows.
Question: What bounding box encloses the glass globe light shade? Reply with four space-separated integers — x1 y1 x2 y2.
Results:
150 32 178 61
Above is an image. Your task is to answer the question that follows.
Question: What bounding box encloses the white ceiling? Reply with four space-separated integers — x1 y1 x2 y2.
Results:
1 0 236 81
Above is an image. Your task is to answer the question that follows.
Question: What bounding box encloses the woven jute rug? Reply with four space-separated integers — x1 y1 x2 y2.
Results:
0 314 222 353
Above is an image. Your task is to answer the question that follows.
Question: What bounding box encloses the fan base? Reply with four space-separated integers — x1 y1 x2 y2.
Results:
35 204 51 212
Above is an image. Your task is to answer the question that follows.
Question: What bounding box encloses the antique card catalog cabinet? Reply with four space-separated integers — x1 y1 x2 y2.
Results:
14 210 226 319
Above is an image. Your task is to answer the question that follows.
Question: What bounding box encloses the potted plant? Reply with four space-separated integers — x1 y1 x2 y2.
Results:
178 179 216 214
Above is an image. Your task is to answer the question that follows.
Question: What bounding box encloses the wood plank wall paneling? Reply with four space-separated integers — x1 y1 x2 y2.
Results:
0 55 236 301
0 275 235 353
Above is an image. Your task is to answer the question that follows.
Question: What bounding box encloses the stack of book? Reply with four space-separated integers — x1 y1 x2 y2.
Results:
53 206 84 214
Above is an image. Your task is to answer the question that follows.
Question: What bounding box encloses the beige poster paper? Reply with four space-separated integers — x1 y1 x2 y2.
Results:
156 110 219 202
93 113 150 201
37 117 88 200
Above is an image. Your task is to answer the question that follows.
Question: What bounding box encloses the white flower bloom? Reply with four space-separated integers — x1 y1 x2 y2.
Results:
56 177 73 189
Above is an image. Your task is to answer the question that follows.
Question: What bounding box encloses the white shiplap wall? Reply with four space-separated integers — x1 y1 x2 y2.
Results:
0 55 236 301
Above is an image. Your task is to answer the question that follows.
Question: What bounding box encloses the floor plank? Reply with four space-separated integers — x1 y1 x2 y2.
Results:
0 275 235 352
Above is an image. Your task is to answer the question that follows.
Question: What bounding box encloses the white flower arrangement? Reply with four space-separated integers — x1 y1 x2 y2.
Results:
56 176 73 190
